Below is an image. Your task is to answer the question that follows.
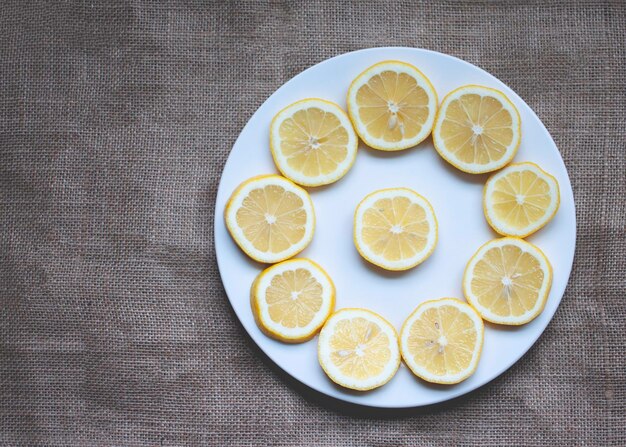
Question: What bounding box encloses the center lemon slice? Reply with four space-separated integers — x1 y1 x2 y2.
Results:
354 188 438 271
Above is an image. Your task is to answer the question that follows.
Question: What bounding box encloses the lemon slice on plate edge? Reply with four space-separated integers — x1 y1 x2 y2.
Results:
347 60 438 151
270 98 358 187
400 298 484 384
251 258 335 343
318 308 401 391
483 162 560 237
433 85 521 174
463 237 553 325
224 174 315 264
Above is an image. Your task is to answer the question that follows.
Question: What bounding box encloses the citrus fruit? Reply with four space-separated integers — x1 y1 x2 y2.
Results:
463 237 552 325
224 175 315 263
400 298 484 384
346 61 438 151
433 85 521 173
270 98 358 187
318 308 400 390
251 258 335 343
483 162 560 237
354 188 438 271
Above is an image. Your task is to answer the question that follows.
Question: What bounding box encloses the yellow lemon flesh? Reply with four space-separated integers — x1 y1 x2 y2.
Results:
484 162 560 237
251 258 335 343
270 98 358 187
400 298 484 384
433 85 521 173
347 61 438 151
224 175 315 263
463 237 552 325
318 308 400 391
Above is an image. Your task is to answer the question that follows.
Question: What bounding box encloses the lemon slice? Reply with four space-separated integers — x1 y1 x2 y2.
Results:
270 98 358 187
354 188 437 271
347 61 438 151
224 175 315 263
251 258 335 343
483 162 560 237
463 237 552 325
318 308 400 390
433 85 521 173
400 298 484 384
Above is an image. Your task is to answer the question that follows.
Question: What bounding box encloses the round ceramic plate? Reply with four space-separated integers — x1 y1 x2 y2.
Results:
214 48 576 408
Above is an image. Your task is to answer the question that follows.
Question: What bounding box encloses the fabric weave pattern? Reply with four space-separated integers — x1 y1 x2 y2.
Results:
1 1 624 445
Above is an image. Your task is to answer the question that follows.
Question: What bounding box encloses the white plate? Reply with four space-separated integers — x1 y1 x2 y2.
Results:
214 47 576 408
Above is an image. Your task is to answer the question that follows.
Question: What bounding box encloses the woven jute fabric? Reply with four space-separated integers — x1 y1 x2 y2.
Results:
1 1 624 445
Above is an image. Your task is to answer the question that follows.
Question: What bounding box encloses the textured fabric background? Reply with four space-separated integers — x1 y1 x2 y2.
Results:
1 1 624 446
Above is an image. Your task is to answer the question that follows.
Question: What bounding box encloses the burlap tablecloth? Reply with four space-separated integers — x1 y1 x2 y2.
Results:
1 1 625 445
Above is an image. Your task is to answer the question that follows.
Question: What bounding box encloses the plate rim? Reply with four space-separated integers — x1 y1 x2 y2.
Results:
213 46 577 409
